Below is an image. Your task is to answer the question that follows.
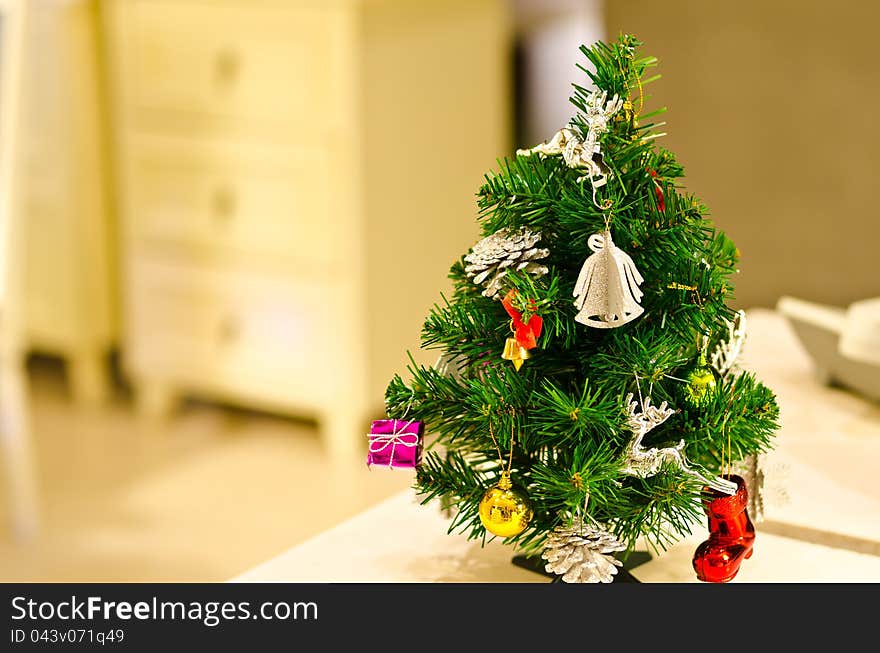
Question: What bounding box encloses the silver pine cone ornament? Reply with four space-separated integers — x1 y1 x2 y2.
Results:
541 518 626 583
464 227 549 298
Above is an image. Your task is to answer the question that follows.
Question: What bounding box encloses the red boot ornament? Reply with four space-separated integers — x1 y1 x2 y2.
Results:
692 474 755 583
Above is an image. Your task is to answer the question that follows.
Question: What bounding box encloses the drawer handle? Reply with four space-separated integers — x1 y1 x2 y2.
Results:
212 186 237 223
214 49 240 85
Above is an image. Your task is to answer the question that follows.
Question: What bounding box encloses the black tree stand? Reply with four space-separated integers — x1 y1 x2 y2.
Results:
512 551 652 583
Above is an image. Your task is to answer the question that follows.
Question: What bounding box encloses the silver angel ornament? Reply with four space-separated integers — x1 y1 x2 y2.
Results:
516 90 624 190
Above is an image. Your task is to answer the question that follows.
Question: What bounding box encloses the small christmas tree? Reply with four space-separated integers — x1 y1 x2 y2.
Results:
381 34 779 583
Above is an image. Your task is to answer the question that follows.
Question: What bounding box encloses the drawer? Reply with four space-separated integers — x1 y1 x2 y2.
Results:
125 136 338 269
123 1 346 132
125 256 340 407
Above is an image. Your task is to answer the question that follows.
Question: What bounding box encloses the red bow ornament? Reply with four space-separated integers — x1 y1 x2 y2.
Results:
648 167 666 212
502 290 543 350
500 290 543 371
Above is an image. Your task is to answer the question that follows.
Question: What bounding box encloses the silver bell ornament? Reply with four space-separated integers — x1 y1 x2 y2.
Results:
573 230 644 328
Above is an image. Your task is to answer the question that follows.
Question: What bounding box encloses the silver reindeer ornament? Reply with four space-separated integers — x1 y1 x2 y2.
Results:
573 230 644 328
621 393 737 495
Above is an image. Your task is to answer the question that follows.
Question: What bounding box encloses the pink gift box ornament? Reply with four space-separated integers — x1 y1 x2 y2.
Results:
367 419 424 469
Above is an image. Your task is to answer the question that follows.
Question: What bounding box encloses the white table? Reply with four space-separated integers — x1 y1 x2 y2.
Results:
235 310 880 583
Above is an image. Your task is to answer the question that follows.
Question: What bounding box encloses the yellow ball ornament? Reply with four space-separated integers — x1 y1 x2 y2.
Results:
479 471 533 537
685 352 717 406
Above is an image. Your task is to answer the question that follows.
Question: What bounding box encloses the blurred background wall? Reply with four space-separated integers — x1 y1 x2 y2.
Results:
605 0 880 309
512 0 603 146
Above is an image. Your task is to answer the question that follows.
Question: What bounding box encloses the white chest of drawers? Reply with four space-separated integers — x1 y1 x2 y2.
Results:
101 0 512 459
22 0 115 405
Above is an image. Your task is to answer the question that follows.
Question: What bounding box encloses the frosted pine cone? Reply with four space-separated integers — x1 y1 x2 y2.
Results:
464 227 549 298
541 519 626 583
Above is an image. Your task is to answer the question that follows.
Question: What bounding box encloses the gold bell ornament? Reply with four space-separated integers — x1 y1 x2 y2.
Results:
479 471 534 538
501 333 531 371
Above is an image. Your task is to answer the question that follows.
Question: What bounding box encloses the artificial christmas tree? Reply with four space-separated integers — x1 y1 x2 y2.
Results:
382 34 779 583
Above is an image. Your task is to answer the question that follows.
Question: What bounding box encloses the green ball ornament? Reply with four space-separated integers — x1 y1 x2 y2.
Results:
684 354 717 406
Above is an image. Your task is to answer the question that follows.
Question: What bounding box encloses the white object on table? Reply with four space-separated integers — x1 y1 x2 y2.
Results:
0 0 39 539
839 297 880 365
777 295 880 401
234 310 880 582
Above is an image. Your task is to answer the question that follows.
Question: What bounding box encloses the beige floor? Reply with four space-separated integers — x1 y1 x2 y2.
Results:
0 357 411 582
